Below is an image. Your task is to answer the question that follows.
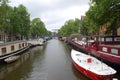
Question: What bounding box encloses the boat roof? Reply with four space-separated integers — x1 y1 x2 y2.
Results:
71 49 116 75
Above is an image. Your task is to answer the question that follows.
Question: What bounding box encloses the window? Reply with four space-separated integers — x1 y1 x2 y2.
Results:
2 47 6 54
19 44 21 49
22 43 24 47
111 49 118 55
106 38 112 42
102 47 107 52
25 42 27 46
11 45 14 51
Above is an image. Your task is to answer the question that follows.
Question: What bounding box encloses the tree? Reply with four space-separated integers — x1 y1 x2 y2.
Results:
0 1 31 41
58 18 80 36
30 18 48 38
85 0 120 36
0 0 13 41
0 0 49 41
16 4 30 39
0 0 10 32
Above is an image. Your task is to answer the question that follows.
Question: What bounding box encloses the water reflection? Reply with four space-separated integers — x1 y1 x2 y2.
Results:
0 46 45 80
0 52 31 80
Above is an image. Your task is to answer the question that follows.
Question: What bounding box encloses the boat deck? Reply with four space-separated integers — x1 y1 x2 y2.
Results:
77 54 109 69
71 49 116 75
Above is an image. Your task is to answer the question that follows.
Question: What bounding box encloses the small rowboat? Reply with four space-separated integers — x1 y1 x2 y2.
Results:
4 56 20 63
71 49 116 80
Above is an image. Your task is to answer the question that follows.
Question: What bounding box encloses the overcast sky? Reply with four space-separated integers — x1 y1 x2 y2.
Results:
9 0 90 31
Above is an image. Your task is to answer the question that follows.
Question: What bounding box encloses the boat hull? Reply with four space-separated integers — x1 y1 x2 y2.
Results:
88 48 120 66
72 59 115 80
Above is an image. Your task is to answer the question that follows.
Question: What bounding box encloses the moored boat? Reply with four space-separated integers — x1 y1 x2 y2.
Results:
28 38 44 46
0 41 30 62
71 49 116 80
58 37 66 42
4 55 20 63
71 36 120 65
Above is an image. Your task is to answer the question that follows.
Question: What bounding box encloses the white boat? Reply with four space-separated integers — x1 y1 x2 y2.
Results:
71 49 117 80
4 56 20 63
28 38 44 46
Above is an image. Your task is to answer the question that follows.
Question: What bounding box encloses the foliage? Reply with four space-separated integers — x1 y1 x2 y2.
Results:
16 5 30 37
81 0 120 36
58 18 80 36
9 5 31 38
0 0 10 31
0 0 49 41
30 18 48 38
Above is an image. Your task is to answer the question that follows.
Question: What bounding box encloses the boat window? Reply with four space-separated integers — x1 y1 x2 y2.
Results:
114 37 120 42
106 38 112 42
2 47 6 54
101 38 104 42
22 43 24 47
19 44 21 49
11 45 14 51
25 42 27 46
102 47 107 52
111 49 118 55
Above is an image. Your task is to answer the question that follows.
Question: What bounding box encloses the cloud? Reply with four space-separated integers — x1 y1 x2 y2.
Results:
9 0 90 31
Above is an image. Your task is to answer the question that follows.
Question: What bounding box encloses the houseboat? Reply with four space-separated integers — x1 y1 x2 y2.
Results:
0 41 30 62
71 49 116 80
27 38 44 46
71 36 120 65
58 37 66 42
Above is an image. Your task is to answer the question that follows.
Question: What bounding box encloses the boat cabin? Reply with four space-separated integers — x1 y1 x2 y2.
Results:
87 36 120 56
72 35 120 64
0 41 28 57
98 36 120 56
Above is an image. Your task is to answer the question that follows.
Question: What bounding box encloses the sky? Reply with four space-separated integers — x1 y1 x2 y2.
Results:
9 0 90 31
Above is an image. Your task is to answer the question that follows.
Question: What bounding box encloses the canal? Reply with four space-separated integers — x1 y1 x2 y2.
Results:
0 39 90 80
0 39 120 80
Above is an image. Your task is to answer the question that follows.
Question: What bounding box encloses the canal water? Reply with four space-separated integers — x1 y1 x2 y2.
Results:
0 39 119 80
0 39 90 80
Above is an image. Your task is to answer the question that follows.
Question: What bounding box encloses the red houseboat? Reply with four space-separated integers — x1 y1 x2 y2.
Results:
71 36 120 65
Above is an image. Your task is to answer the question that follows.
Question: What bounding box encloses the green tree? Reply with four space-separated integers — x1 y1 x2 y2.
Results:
0 0 11 32
0 0 14 41
0 2 30 41
58 18 80 36
85 0 120 36
16 4 30 39
30 18 47 38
